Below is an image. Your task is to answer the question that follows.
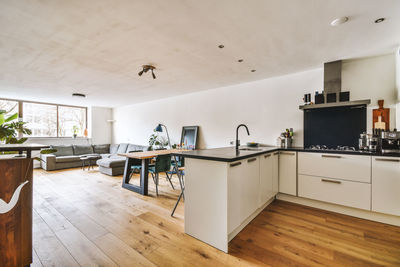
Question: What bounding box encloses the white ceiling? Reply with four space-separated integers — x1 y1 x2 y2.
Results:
0 0 399 107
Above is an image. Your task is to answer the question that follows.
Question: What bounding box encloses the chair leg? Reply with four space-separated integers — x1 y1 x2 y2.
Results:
165 172 175 190
155 173 159 196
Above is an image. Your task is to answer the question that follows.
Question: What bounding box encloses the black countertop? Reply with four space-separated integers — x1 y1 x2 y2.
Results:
174 146 400 162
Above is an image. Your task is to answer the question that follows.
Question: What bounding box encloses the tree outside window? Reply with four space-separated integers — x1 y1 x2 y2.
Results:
58 106 86 137
23 103 57 137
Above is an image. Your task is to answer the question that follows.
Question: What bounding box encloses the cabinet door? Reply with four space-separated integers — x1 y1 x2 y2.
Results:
241 157 260 220
228 160 244 233
372 157 400 216
279 151 297 195
259 153 273 207
272 152 279 195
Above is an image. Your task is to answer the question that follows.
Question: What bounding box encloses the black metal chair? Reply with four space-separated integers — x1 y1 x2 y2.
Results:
149 154 173 196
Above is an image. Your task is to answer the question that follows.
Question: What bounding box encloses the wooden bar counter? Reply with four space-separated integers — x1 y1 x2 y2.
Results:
0 144 47 267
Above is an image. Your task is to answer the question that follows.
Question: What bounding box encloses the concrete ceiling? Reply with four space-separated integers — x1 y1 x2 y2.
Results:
0 0 399 107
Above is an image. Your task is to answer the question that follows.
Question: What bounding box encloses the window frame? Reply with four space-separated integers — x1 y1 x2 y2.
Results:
0 97 88 138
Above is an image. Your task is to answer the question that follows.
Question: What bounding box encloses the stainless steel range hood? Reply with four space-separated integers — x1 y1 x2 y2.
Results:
299 60 370 110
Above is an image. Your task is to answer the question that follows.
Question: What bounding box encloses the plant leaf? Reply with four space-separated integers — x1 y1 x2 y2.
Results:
5 113 18 122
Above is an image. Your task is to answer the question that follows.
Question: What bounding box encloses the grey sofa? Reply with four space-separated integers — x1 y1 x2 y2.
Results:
96 143 149 176
40 143 148 175
40 144 105 171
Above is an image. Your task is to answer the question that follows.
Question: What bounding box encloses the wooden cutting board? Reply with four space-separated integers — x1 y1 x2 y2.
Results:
373 100 390 130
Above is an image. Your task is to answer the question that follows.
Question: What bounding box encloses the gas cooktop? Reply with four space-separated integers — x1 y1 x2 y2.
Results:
307 145 357 151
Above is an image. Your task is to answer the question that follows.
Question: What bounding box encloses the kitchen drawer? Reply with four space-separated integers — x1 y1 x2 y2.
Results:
298 174 371 210
298 152 371 183
372 156 400 216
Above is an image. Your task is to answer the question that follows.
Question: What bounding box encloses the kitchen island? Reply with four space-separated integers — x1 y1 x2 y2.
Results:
177 146 400 253
178 146 280 252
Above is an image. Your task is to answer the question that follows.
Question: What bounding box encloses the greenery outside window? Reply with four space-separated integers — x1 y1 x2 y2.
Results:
0 98 87 138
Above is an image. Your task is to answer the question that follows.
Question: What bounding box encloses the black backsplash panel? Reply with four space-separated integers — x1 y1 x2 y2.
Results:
304 105 366 148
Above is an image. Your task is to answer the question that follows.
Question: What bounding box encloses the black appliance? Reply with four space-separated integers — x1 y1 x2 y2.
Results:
381 131 400 153
304 105 367 148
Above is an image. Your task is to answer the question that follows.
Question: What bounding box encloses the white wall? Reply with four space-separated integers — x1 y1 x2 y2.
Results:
113 69 322 148
89 106 113 144
113 53 397 149
396 46 400 128
342 53 396 130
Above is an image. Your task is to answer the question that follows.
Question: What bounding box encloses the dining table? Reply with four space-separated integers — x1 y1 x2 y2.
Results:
119 149 187 196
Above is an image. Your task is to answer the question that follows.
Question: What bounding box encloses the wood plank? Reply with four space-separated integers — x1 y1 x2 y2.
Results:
33 193 117 266
93 233 156 267
31 168 400 266
32 210 79 267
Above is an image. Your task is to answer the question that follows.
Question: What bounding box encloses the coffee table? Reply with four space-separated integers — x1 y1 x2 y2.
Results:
80 155 100 170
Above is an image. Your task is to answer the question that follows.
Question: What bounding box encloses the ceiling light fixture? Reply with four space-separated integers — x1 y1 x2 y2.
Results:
218 44 224 48
72 93 86 98
374 18 385 23
330 16 349 26
251 69 256 72
238 59 243 62
138 65 156 79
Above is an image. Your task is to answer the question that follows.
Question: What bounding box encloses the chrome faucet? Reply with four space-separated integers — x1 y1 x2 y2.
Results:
236 124 250 150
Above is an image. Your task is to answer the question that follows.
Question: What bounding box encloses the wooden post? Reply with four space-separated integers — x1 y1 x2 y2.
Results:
0 158 33 266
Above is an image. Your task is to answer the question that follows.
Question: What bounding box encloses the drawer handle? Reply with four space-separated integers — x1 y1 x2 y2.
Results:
230 162 242 167
375 158 400 163
321 179 341 184
273 152 279 155
321 155 342 159
280 152 295 156
264 154 271 158
247 158 257 163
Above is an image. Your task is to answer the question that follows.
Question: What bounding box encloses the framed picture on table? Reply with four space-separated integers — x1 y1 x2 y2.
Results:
180 126 199 150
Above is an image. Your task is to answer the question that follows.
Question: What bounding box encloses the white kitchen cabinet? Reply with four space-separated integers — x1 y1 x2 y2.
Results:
241 157 260 219
279 151 297 195
228 159 244 233
298 152 371 183
227 157 260 233
272 152 279 195
298 174 371 210
372 156 400 216
259 153 274 207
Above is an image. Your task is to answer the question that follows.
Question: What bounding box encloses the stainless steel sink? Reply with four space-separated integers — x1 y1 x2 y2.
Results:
239 148 262 151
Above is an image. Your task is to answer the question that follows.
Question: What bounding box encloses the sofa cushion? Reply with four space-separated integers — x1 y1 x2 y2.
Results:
101 153 112 159
55 155 81 163
73 145 94 155
93 144 110 154
117 143 129 154
51 145 74 157
127 144 148 153
110 144 119 154
97 158 126 168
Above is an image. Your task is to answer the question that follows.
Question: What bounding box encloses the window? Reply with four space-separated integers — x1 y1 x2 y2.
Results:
23 103 57 137
58 106 86 137
0 99 19 121
0 98 87 138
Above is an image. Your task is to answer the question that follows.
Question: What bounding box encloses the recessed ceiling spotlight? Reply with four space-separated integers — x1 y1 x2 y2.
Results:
374 18 385 23
72 93 86 98
218 44 224 48
238 59 243 62
251 69 256 72
330 16 349 26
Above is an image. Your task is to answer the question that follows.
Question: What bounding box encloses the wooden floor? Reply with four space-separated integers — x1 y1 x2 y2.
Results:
32 167 400 267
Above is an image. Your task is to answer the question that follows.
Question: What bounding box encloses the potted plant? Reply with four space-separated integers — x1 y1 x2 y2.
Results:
148 130 169 150
0 109 31 145
72 125 79 138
